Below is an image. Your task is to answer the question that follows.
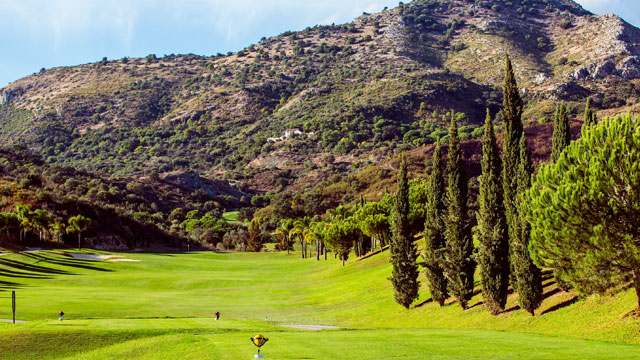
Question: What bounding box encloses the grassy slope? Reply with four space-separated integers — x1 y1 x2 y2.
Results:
222 211 241 225
0 248 638 359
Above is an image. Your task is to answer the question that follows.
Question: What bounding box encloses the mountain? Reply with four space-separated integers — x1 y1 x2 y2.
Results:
1 0 640 197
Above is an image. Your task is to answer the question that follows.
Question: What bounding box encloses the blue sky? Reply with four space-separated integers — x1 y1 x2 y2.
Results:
0 0 638 87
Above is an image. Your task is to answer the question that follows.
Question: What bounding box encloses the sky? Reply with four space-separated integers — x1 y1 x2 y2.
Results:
0 0 638 87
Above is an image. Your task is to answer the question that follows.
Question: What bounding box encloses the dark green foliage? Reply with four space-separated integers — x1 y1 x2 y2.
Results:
442 113 475 310
551 102 571 163
583 98 596 129
475 110 509 315
512 135 543 315
551 101 573 291
525 114 640 309
325 220 354 266
501 54 524 272
247 217 269 252
389 155 420 309
422 139 448 307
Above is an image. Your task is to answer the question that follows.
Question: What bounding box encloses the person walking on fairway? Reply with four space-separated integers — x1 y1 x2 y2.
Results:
215 311 220 320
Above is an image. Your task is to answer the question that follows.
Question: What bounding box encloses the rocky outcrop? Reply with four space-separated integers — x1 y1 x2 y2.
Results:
0 88 23 105
571 56 640 80
551 81 590 101
618 56 640 79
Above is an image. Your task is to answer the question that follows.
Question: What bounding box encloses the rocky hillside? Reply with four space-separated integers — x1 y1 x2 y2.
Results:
1 0 640 195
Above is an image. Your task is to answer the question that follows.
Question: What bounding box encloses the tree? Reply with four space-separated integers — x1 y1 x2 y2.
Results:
354 201 389 253
0 212 20 243
51 222 66 244
501 53 524 285
342 218 366 260
475 110 510 314
247 217 267 252
550 102 573 290
32 209 53 244
67 215 92 250
422 139 449 306
551 102 570 163
583 98 596 129
306 221 327 261
512 135 543 315
15 204 33 245
525 114 640 310
324 221 353 266
291 217 311 258
441 113 476 309
275 219 294 253
388 155 420 309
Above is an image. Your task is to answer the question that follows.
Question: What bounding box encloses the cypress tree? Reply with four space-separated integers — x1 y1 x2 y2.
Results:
512 135 543 315
501 53 524 285
583 97 596 129
475 110 510 315
442 112 476 310
551 102 573 291
422 139 449 307
551 102 570 163
389 155 420 309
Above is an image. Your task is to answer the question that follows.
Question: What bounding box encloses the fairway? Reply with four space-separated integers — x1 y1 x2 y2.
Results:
0 249 639 359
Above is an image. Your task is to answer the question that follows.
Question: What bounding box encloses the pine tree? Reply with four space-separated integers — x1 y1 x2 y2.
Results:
422 139 449 306
551 102 570 163
500 53 524 285
442 112 476 310
583 97 596 129
475 110 510 315
512 135 543 315
389 155 420 309
525 114 640 311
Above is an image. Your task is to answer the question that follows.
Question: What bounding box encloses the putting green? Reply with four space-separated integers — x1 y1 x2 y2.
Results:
0 249 638 359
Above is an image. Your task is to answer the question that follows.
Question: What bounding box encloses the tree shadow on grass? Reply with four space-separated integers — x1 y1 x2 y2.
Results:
0 258 71 276
540 296 579 316
413 298 433 308
0 280 25 291
0 266 53 279
542 288 562 300
466 300 484 310
21 252 113 272
502 304 521 314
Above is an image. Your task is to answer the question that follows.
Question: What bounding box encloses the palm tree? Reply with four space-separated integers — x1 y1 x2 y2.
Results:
291 217 311 258
67 215 92 250
326 205 353 223
305 222 326 261
32 209 53 244
275 219 294 254
15 204 33 245
51 222 66 244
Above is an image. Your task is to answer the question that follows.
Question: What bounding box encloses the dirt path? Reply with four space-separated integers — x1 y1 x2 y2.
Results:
280 324 339 330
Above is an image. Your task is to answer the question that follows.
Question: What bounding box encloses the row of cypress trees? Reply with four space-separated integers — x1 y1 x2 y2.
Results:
389 54 550 315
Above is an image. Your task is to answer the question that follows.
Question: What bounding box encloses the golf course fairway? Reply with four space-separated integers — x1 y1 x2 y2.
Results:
0 249 639 359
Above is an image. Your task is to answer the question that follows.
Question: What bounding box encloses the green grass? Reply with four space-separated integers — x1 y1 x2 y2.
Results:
222 211 241 224
0 248 639 359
